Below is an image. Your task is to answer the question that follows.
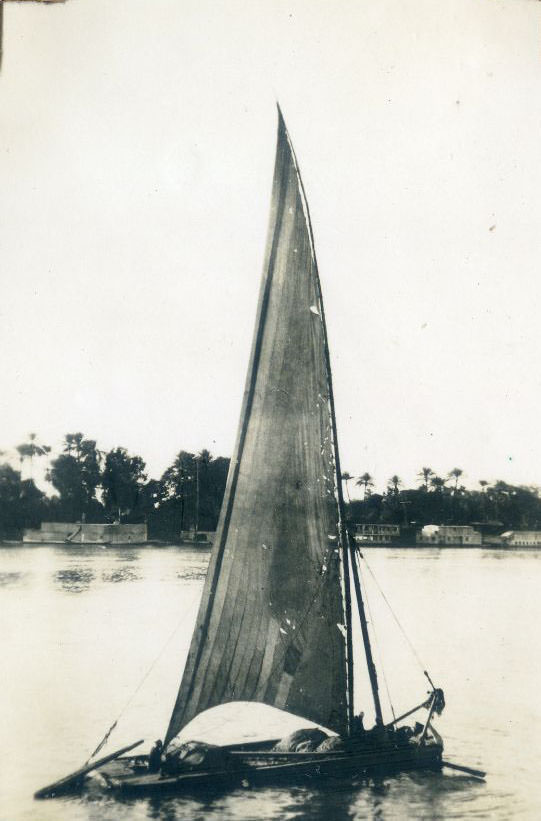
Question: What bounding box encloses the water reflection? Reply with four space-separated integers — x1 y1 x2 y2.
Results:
298 783 366 820
55 545 102 559
103 774 486 821
2 545 540 820
113 549 141 564
55 568 95 593
0 570 28 587
481 548 541 561
102 567 140 584
176 568 208 582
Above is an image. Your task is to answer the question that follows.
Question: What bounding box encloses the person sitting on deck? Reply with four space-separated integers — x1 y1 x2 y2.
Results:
341 712 370 752
148 739 163 773
412 721 424 737
395 725 414 746
352 711 365 736
361 717 391 748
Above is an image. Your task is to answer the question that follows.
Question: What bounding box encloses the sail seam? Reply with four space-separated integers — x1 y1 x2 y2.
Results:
254 546 338 699
280 110 355 734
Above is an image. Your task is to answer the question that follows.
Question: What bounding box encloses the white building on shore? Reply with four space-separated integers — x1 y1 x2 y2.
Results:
500 531 541 547
417 524 482 546
352 523 400 544
23 521 147 545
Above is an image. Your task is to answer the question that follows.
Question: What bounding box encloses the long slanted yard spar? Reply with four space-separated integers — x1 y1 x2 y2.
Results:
36 108 484 800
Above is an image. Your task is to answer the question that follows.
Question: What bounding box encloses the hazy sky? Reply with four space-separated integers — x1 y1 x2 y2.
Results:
1 0 541 494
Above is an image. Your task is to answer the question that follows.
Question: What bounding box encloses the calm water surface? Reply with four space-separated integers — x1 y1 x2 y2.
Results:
1 544 540 820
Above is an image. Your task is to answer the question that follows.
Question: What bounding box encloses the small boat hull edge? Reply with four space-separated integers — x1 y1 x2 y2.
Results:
98 741 443 796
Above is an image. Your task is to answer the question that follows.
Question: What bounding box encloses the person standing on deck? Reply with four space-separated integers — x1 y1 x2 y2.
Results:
148 740 163 772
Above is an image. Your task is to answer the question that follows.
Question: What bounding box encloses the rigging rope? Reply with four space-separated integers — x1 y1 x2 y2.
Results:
355 551 396 723
355 545 432 683
85 594 200 764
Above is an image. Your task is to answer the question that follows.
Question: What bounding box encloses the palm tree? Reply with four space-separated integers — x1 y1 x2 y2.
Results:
64 432 84 459
356 472 374 499
197 448 212 467
479 480 489 522
16 433 51 480
194 450 212 533
430 475 446 492
448 467 464 492
418 467 434 490
388 475 402 495
341 472 353 503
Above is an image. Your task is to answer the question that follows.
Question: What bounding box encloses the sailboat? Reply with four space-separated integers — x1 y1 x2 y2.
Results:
37 108 477 801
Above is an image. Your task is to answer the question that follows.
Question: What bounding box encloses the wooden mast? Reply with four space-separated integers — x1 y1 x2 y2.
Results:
281 107 355 735
349 542 384 724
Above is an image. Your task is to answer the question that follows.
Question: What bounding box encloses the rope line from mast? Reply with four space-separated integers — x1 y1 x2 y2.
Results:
355 550 396 723
354 544 432 683
85 593 200 764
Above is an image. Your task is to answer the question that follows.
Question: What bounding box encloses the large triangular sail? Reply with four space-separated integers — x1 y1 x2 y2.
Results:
165 110 352 745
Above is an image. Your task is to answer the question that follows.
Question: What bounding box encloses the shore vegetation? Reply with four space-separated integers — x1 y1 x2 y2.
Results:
1 436 541 540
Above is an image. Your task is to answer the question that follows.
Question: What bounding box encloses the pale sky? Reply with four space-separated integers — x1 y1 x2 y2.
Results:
1 0 541 495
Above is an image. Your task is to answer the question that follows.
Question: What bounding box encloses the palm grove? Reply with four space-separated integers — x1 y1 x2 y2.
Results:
345 467 541 534
1 435 541 540
0 433 229 540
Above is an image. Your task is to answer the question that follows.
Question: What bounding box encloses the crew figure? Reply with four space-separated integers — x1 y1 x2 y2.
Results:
148 739 163 773
352 711 365 735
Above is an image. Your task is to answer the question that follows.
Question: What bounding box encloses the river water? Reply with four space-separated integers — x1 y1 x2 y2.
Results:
1 544 539 820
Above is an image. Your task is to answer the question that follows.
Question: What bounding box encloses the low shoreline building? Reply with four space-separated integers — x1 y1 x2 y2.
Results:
500 530 541 547
23 521 147 545
179 529 215 546
352 523 401 544
416 524 482 546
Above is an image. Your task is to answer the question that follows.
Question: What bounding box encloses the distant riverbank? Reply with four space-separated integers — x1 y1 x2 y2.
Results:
3 539 540 552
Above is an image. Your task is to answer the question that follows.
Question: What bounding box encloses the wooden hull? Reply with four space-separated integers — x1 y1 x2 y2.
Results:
99 742 443 796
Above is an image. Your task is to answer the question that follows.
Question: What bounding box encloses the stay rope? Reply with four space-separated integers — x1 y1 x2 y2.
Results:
85 594 199 764
355 545 432 684
355 551 396 723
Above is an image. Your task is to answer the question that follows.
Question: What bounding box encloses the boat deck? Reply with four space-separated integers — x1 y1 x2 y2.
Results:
99 741 443 795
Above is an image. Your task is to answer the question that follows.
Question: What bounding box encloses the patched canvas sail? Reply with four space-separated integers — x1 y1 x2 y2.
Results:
165 110 349 745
